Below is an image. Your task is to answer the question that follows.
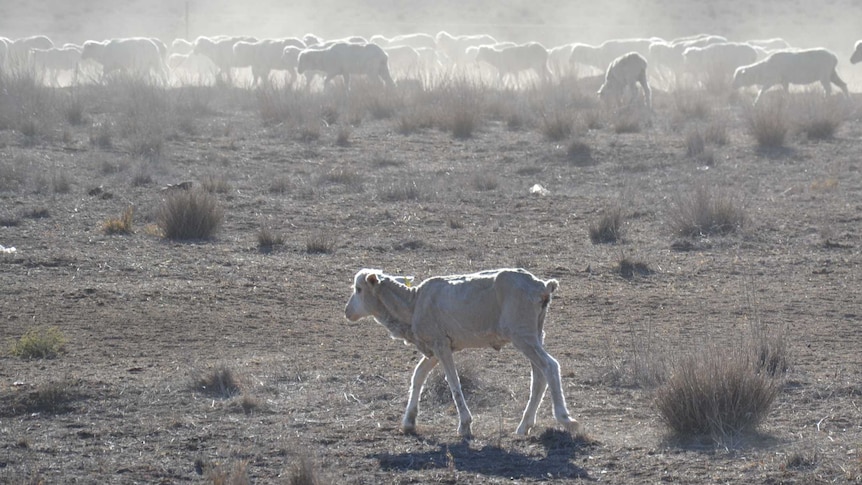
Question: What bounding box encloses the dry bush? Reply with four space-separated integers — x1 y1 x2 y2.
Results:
157 189 224 240
89 122 113 149
669 186 746 238
589 207 624 244
9 326 67 359
671 88 713 122
745 97 789 148
257 226 285 251
335 125 352 146
791 92 847 140
654 343 782 443
612 109 642 134
596 321 669 389
207 460 250 485
540 109 574 141
102 206 134 235
617 256 653 279
435 78 485 139
286 453 328 485
566 139 594 166
471 173 498 191
379 180 422 202
192 366 241 399
306 233 335 254
202 174 232 194
4 378 84 415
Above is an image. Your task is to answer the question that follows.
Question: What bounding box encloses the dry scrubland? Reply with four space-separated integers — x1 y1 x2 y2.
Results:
0 67 861 483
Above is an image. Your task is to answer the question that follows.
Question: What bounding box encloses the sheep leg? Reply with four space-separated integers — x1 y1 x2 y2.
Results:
820 79 832 96
402 355 438 434
435 346 473 438
515 360 548 435
831 71 849 97
514 340 577 433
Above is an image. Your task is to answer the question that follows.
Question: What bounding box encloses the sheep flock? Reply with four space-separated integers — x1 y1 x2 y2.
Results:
2 30 862 103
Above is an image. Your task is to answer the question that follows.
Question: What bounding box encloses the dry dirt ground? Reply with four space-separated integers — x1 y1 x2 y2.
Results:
0 71 861 484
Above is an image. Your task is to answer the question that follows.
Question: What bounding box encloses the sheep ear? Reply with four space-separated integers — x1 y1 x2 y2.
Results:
366 273 380 286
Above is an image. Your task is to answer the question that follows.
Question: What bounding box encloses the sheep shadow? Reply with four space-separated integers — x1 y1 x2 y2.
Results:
371 428 596 480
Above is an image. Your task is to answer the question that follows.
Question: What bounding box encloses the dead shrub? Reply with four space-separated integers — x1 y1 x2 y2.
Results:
379 180 422 202
669 186 746 238
102 206 134 235
207 460 250 485
257 226 285 251
335 125 352 146
286 453 327 485
617 256 653 279
792 93 847 140
589 207 624 244
540 110 574 141
654 344 782 443
5 378 84 415
306 233 335 254
566 139 594 166
157 189 223 240
201 174 232 194
471 173 498 191
672 88 712 121
192 365 241 399
745 97 789 148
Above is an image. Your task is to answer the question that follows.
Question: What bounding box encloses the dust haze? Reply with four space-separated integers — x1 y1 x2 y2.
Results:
4 0 861 59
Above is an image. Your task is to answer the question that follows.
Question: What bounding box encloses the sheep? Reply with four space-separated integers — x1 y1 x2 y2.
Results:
683 42 759 88
383 45 421 78
31 46 82 86
598 52 651 109
475 42 551 86
167 52 219 85
81 37 168 81
851 41 862 64
6 35 54 70
732 48 848 105
435 31 497 68
192 35 257 84
648 34 727 78
570 38 653 72
170 38 193 55
548 43 576 78
149 37 169 59
233 39 299 86
296 42 394 90
344 268 578 438
747 38 791 52
385 33 437 50
280 46 303 85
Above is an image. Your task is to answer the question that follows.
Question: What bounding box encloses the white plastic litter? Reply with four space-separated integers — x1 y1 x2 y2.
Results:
0 245 16 254
529 184 549 196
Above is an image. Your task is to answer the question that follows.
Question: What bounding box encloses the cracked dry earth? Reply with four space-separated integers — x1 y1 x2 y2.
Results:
1 83 862 484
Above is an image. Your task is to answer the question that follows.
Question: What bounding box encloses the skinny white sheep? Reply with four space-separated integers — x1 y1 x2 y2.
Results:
297 42 394 90
385 33 437 50
570 38 653 72
345 268 578 438
6 35 54 71
383 45 421 78
170 38 193 56
192 35 257 84
598 52 651 108
81 38 167 81
732 48 848 105
851 40 862 64
233 39 299 86
31 46 82 86
683 42 759 87
435 31 497 68
747 38 791 52
475 42 551 86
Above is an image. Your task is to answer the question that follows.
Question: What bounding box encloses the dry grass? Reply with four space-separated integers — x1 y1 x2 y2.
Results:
669 186 746 238
746 97 789 149
589 207 624 244
207 460 250 485
379 180 422 202
286 454 328 485
157 189 224 240
192 366 242 399
540 109 574 141
305 233 335 254
102 206 134 235
257 226 285 251
201 174 232 194
654 342 782 444
9 326 67 360
791 92 847 140
566 139 594 166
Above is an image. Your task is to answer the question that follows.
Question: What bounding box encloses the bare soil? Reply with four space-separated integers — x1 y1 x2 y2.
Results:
1 78 861 484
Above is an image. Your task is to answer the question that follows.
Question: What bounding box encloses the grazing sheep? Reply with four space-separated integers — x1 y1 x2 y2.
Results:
170 38 193 55
435 31 497 68
384 45 421 78
345 268 577 438
297 42 394 90
475 42 551 86
548 43 577 78
149 37 168 59
280 46 303 85
5 35 53 71
81 38 168 81
598 52 651 108
382 33 437 50
732 48 848 105
683 42 759 87
31 46 82 86
192 35 257 84
747 38 791 52
233 39 299 86
649 34 726 77
167 52 219 85
570 38 654 72
851 41 862 64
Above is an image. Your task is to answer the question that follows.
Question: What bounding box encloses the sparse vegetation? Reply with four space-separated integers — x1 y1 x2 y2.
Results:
102 206 135 235
201 174 232 194
257 226 285 251
669 186 746 238
306 233 335 254
746 97 789 149
589 207 624 244
157 189 223 240
192 366 241 399
10 326 67 359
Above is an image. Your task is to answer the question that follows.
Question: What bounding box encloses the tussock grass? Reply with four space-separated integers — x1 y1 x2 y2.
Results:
617 256 653 279
157 189 223 240
655 342 782 443
379 180 422 202
286 453 328 485
305 233 335 254
745 97 789 149
540 110 574 141
102 206 134 235
669 186 746 238
207 460 250 485
10 326 67 359
257 226 285 251
791 92 847 140
4 378 84 415
192 366 241 399
589 207 624 244
201 174 232 194
471 173 498 191
566 139 594 166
